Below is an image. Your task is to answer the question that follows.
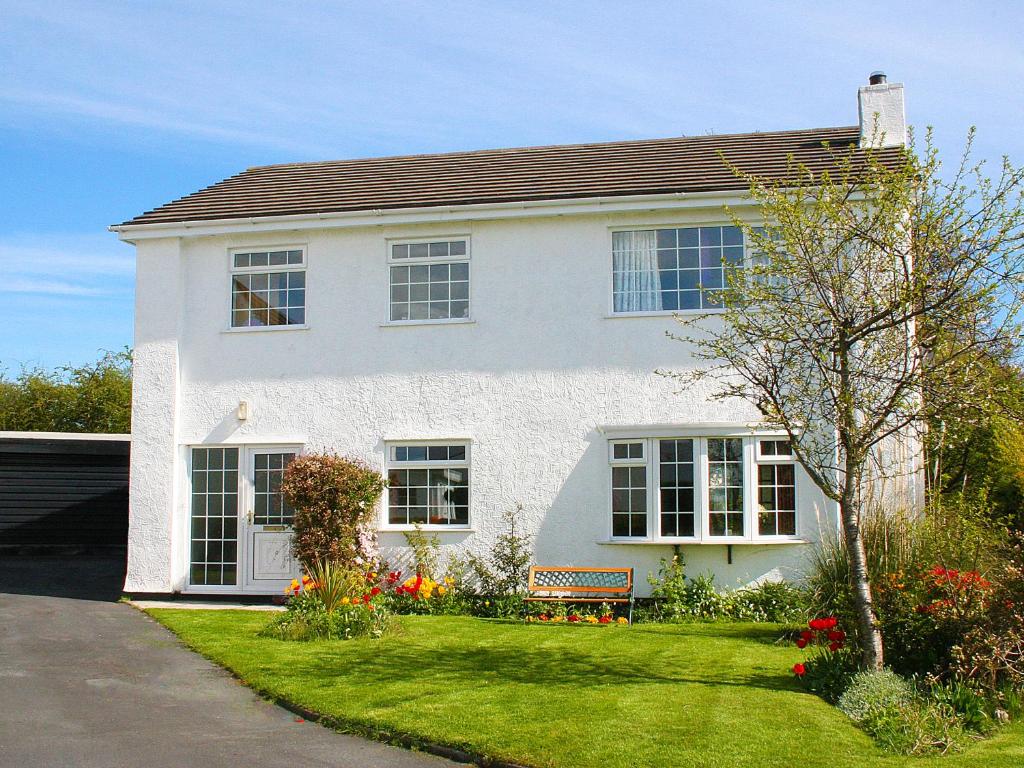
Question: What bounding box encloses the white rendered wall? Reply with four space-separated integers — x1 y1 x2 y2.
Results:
128 206 859 595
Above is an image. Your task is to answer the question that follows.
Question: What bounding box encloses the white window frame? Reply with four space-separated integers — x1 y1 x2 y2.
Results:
385 236 472 326
226 245 308 332
606 433 801 544
607 224 754 317
608 440 650 540
754 439 798 539
381 439 472 530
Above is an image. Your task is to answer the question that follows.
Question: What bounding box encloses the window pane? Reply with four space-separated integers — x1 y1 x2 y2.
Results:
658 439 695 538
758 454 796 535
707 438 743 536
189 448 239 586
230 267 305 327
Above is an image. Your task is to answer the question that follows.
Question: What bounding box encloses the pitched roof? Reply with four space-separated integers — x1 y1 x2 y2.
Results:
119 125 892 227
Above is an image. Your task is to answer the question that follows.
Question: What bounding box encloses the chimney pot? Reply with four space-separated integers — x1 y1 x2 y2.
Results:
869 71 887 85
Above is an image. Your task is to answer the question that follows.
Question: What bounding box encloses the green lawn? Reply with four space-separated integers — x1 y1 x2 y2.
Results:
147 610 1023 768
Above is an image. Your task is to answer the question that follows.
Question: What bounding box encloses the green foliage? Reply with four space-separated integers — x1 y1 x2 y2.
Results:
262 588 391 641
858 697 968 756
0 348 131 433
839 669 915 723
262 565 391 641
838 671 980 755
929 680 993 734
646 554 805 623
402 524 441 579
806 497 1013 679
280 453 385 569
464 503 533 596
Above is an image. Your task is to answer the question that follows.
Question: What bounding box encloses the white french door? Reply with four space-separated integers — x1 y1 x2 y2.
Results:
187 445 303 592
241 447 301 590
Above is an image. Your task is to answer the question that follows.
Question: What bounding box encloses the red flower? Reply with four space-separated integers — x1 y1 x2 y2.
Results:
808 618 823 631
567 614 580 622
821 617 838 630
539 614 549 622
792 663 806 677
599 616 611 624
828 641 842 652
796 638 808 649
800 630 814 641
370 586 381 597
362 593 371 604
827 630 845 642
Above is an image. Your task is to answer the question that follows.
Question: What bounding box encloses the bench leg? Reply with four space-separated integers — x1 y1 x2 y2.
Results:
628 597 634 625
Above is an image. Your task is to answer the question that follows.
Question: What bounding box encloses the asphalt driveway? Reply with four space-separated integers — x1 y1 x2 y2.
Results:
0 556 454 768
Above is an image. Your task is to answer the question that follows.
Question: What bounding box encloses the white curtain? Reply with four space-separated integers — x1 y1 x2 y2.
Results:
428 470 459 522
613 230 662 312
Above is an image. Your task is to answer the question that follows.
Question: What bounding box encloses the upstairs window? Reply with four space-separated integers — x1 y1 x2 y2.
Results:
389 238 470 322
230 248 305 328
612 226 744 313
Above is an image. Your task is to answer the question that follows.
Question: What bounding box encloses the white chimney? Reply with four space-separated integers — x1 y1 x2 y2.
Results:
858 72 906 147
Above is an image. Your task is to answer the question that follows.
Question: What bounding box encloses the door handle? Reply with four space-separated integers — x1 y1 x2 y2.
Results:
246 510 254 525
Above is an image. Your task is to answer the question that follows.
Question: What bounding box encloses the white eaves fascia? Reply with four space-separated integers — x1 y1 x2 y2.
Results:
108 189 759 242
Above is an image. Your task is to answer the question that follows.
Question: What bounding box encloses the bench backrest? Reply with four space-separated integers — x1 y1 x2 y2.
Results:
527 566 633 595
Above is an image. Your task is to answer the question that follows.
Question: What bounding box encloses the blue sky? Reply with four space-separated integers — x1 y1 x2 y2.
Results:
2 1 1022 371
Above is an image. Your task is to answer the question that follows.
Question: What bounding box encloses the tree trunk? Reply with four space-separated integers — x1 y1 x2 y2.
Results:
840 496 884 670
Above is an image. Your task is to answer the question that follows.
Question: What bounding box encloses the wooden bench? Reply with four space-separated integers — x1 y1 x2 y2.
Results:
525 565 635 624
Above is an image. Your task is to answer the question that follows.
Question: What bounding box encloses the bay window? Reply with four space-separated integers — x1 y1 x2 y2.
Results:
607 434 800 542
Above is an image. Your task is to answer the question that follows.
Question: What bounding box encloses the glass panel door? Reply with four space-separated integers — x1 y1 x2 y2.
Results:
189 447 239 586
244 449 300 586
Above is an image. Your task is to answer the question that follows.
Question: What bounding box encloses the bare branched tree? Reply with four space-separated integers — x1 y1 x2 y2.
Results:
666 129 1024 669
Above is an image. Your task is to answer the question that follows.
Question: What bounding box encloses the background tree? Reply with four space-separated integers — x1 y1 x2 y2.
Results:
0 348 132 433
668 130 1024 669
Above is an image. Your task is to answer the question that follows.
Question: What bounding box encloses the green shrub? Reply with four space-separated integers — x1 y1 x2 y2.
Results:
646 554 805 622
839 670 915 723
838 670 971 755
464 503 534 596
859 699 967 756
805 496 1013 681
928 680 993 734
282 454 386 569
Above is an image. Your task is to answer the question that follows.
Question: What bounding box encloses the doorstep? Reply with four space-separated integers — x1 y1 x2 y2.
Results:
129 600 285 611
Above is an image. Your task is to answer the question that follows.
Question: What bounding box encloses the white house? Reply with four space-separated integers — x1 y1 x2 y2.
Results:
114 75 920 596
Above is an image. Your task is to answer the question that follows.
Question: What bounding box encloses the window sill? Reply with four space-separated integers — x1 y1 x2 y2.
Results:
222 325 310 334
379 526 475 533
603 310 725 319
597 538 809 546
381 319 476 328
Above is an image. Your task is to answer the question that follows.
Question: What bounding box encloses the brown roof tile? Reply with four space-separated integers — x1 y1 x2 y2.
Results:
118 126 896 227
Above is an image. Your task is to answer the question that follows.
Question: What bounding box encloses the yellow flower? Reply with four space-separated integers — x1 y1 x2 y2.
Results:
552 616 563 623
341 596 350 605
616 617 628 625
437 586 447 596
585 615 598 624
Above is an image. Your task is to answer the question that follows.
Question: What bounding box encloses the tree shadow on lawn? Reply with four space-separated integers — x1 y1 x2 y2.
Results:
275 627 799 696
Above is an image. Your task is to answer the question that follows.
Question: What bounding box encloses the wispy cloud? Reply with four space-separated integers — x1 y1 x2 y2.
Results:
8 278 107 296
0 234 133 299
